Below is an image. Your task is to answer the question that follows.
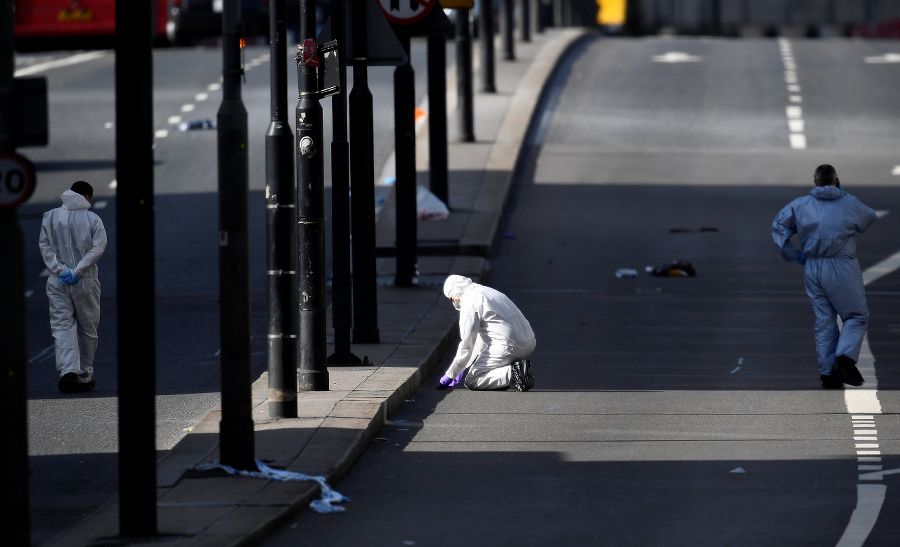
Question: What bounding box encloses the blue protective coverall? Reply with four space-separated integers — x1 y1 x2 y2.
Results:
443 275 536 390
39 190 107 384
772 185 876 376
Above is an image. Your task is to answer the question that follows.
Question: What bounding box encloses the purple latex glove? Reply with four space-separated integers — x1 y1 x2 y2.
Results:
452 368 466 386
436 374 454 390
436 369 467 390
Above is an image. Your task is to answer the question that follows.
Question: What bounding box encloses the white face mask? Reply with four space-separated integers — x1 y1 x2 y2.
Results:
451 299 461 311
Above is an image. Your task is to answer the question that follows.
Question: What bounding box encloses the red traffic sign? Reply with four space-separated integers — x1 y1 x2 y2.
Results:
0 153 36 208
377 0 436 25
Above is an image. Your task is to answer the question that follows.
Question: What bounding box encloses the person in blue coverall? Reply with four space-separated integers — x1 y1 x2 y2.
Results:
772 165 877 389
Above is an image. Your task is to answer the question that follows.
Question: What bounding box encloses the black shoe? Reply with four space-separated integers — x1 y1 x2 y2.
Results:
58 372 80 394
522 359 535 391
78 379 96 393
510 360 535 392
834 355 864 387
821 375 843 389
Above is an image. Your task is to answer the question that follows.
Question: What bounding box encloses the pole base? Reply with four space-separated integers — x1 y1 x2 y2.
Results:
326 352 362 365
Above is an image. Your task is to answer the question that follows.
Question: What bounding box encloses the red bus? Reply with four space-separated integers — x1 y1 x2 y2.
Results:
13 0 168 40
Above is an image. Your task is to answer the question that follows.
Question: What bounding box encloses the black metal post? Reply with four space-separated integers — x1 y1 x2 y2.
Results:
0 9 29 541
0 207 28 546
296 2 329 390
480 0 496 92
502 0 515 60
115 0 158 535
427 33 449 206
534 0 545 33
456 8 475 142
394 33 418 287
265 0 298 418
521 0 531 41
349 0 380 344
217 0 255 469
327 0 360 365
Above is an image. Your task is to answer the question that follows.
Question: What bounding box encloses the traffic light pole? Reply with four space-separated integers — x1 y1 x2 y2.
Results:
327 0 361 365
394 33 418 287
265 0 298 418
217 0 256 469
349 0 380 344
0 7 30 541
115 0 158 536
296 0 329 390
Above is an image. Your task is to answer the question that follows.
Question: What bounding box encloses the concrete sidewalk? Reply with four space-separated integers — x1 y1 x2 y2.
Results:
48 27 590 547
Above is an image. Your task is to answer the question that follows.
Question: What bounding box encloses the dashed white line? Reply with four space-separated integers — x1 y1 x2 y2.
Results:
779 39 806 150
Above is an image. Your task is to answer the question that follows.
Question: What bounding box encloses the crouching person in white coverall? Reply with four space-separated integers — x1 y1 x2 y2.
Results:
39 181 107 394
438 275 536 391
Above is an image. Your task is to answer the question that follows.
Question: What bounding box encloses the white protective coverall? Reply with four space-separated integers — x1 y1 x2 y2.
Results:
772 184 876 376
443 275 536 390
39 190 107 382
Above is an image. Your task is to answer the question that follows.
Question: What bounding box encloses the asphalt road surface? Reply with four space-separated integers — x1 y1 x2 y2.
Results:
263 36 900 546
15 38 443 544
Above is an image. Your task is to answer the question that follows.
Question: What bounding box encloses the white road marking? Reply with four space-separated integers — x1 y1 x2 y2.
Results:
837 485 887 547
864 53 900 64
14 51 109 77
837 251 900 545
652 51 702 63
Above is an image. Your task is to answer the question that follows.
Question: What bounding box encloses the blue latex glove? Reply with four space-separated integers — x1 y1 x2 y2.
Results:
797 253 807 266
59 271 81 285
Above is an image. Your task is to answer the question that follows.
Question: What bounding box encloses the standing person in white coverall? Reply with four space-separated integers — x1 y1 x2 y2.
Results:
39 181 107 394
772 165 876 389
438 275 536 391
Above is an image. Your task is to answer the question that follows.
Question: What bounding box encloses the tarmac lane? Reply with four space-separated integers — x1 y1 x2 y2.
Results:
263 37 900 545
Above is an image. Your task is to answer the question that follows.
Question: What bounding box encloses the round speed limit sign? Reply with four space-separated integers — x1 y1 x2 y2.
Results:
0 153 36 208
377 0 436 25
